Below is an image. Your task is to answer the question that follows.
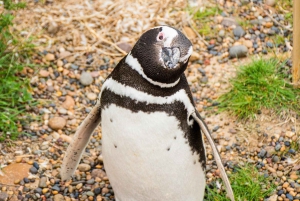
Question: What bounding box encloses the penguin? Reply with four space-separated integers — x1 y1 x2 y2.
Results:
61 26 234 201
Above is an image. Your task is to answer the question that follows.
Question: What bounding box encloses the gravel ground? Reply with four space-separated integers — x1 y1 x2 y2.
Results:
0 0 299 201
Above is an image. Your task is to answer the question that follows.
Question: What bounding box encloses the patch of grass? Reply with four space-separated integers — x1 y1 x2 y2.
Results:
205 165 275 201
0 0 36 141
193 6 222 22
238 19 251 29
218 58 300 119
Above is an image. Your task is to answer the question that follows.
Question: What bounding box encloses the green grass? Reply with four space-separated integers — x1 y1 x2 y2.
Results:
193 6 222 22
218 58 300 119
188 6 222 37
205 165 275 201
0 0 36 141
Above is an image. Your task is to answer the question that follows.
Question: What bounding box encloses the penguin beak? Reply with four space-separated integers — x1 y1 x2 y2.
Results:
161 47 180 69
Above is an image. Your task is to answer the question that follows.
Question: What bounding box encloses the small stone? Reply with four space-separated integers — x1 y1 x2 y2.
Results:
233 26 245 37
29 167 38 174
102 187 109 194
54 194 65 201
39 70 50 77
290 174 298 180
272 155 280 163
286 193 293 200
229 45 248 58
48 117 67 130
268 194 278 201
42 188 49 194
62 95 75 110
87 93 97 101
91 169 106 179
200 76 208 83
258 149 267 158
33 162 39 170
47 21 59 35
80 72 93 86
243 40 253 48
221 17 238 26
284 141 291 147
34 188 42 194
277 171 283 177
190 52 200 62
218 30 225 37
45 53 55 61
275 144 281 151
117 42 132 53
78 164 91 172
183 26 197 39
0 192 8 201
265 0 276 7
94 188 101 195
76 183 83 189
39 177 48 188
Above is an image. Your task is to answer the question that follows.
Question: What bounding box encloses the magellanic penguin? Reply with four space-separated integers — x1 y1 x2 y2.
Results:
61 26 235 201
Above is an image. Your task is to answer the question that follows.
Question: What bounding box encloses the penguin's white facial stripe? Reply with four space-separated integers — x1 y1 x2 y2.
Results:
101 78 195 125
125 53 180 88
179 46 193 63
160 26 178 47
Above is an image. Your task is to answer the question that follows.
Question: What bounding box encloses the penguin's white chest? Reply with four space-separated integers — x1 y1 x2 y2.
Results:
101 104 205 201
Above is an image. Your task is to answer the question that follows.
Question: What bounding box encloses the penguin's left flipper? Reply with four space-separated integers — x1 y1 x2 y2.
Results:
191 111 235 201
60 101 102 181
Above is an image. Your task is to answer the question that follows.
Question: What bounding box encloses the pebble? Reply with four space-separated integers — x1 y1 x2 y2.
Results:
62 96 75 110
39 177 48 188
29 166 38 174
183 26 197 39
229 45 248 58
221 17 238 26
80 72 94 86
45 53 55 61
39 70 50 77
48 117 67 130
265 0 276 6
87 92 98 101
0 192 8 201
275 144 281 151
54 194 65 201
78 164 91 172
233 26 245 37
117 42 132 53
47 21 59 35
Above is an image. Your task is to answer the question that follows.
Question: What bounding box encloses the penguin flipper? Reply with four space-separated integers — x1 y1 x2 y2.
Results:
191 111 235 201
60 102 101 181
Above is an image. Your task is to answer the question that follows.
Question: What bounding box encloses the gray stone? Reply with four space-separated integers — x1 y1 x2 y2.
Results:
218 30 225 37
229 45 248 58
0 192 8 201
39 177 48 188
80 72 93 86
275 144 281 151
233 26 245 37
221 17 238 27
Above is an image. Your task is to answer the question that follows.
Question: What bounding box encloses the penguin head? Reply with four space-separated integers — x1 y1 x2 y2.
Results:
128 26 193 85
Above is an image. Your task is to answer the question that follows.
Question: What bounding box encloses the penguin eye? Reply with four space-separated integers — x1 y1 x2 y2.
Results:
157 33 164 41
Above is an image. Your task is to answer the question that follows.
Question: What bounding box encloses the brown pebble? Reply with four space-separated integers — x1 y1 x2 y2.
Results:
45 53 55 61
102 187 109 194
282 182 289 188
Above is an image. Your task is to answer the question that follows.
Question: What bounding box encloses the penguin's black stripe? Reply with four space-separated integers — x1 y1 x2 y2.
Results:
109 57 192 99
100 88 206 169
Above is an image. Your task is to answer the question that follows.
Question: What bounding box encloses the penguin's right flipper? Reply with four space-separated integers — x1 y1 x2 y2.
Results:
60 101 101 181
191 111 235 201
